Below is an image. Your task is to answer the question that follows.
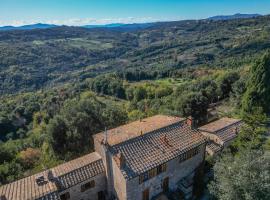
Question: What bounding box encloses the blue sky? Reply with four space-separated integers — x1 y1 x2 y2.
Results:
0 0 270 26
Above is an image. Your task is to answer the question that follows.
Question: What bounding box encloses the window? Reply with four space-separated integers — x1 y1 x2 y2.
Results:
162 177 169 192
143 172 149 181
81 180 95 192
179 147 200 163
139 172 149 184
149 168 157 178
161 163 167 172
157 163 167 175
139 174 143 184
140 163 167 184
142 188 150 200
195 147 199 154
60 192 70 200
98 191 105 200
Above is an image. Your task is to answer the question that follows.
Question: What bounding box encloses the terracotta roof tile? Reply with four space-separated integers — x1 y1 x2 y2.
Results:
110 121 206 179
206 141 222 155
198 117 241 133
0 170 58 200
52 152 102 177
0 152 105 200
57 159 104 190
94 115 184 146
199 118 244 143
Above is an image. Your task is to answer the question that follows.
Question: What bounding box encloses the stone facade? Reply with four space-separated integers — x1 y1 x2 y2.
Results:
125 144 206 200
58 173 107 200
94 140 128 200
92 142 206 200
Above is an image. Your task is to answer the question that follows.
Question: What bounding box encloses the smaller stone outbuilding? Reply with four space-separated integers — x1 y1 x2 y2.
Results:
198 117 244 156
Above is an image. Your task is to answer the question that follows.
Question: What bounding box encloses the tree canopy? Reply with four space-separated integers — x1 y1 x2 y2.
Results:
242 51 270 114
209 149 270 200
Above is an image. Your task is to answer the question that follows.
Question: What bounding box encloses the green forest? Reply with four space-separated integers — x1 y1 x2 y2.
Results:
1 15 270 94
0 15 270 199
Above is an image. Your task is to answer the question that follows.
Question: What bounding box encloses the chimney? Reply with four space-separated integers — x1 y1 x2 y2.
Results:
162 135 172 147
115 152 126 169
0 195 7 200
186 116 197 129
35 175 46 186
47 170 54 182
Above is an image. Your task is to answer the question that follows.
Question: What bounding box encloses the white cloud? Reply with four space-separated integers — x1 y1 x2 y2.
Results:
0 17 163 27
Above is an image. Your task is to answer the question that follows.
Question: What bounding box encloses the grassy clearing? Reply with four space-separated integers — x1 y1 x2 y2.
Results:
32 38 113 50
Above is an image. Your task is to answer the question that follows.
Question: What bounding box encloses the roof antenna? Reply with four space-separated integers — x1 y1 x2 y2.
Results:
104 127 108 144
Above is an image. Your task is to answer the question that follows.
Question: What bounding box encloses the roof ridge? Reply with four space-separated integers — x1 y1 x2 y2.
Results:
214 120 242 133
111 121 183 148
110 121 206 179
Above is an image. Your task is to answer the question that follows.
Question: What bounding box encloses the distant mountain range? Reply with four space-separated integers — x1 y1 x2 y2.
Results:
0 13 262 31
0 22 154 31
83 23 154 30
0 23 57 31
207 13 261 21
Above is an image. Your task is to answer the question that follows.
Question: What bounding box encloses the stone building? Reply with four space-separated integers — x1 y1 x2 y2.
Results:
198 117 243 156
0 115 240 200
94 115 206 200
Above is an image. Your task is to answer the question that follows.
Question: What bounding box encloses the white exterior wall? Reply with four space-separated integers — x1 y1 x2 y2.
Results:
125 144 206 200
58 172 107 200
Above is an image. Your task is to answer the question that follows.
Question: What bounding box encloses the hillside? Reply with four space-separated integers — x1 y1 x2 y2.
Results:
207 13 261 20
0 15 270 95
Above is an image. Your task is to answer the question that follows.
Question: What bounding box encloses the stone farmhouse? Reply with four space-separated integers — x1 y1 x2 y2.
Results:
0 115 243 200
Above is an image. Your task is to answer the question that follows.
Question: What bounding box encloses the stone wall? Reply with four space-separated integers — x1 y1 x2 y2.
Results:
58 172 107 200
94 136 121 199
110 155 127 200
125 144 206 200
94 136 112 194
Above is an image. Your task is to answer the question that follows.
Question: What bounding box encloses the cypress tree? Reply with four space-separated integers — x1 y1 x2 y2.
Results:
242 51 270 114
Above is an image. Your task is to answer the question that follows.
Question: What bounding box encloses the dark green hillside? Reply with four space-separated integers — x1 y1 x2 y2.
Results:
0 15 270 94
